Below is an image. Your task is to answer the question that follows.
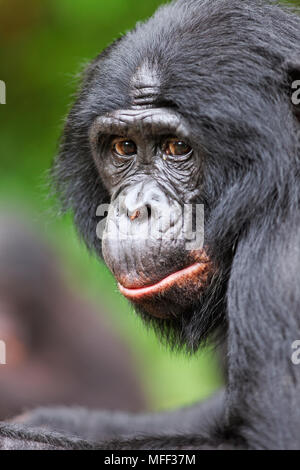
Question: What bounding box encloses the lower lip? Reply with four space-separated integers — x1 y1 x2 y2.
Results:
118 262 206 300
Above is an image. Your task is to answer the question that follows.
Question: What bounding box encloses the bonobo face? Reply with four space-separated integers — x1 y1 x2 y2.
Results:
54 0 300 345
90 104 214 318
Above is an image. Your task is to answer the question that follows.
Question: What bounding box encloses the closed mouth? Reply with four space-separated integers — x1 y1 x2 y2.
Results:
118 262 207 300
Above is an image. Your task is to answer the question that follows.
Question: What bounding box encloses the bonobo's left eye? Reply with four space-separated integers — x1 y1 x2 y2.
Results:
161 137 192 158
111 137 137 157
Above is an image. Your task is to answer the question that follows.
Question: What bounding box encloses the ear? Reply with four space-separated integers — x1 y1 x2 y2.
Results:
285 56 300 121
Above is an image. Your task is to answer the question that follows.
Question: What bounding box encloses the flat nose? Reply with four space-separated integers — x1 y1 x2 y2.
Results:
116 180 183 238
120 181 162 223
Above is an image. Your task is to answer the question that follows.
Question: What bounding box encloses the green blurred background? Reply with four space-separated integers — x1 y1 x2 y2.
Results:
1 0 297 411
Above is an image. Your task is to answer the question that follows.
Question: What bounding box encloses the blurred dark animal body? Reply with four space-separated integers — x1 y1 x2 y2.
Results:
0 216 145 420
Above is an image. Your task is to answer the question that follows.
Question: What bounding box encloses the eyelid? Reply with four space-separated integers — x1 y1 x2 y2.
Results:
111 136 129 145
167 148 194 161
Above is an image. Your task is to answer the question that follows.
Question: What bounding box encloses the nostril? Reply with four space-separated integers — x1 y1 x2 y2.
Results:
127 205 152 221
129 210 141 221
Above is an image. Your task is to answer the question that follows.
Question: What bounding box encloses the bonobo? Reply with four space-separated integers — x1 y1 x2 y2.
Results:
2 0 300 450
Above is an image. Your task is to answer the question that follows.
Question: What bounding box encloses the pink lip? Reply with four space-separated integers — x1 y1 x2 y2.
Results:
118 262 205 300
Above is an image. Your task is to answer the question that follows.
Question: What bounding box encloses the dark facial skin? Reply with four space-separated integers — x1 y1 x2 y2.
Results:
90 108 200 201
55 0 295 342
89 101 213 318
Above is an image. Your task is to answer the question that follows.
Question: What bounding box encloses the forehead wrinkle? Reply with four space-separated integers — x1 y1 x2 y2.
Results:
90 109 190 142
130 62 161 107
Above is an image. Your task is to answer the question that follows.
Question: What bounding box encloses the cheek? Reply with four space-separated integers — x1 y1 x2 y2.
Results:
100 163 118 193
94 152 122 194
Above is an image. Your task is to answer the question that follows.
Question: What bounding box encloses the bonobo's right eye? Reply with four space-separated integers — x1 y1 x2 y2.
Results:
111 137 137 158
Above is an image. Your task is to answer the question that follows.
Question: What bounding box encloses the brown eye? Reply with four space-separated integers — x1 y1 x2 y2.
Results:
162 138 192 157
112 138 137 157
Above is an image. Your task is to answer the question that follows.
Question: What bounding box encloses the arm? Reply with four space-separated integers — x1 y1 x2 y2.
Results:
1 391 243 450
16 391 225 442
